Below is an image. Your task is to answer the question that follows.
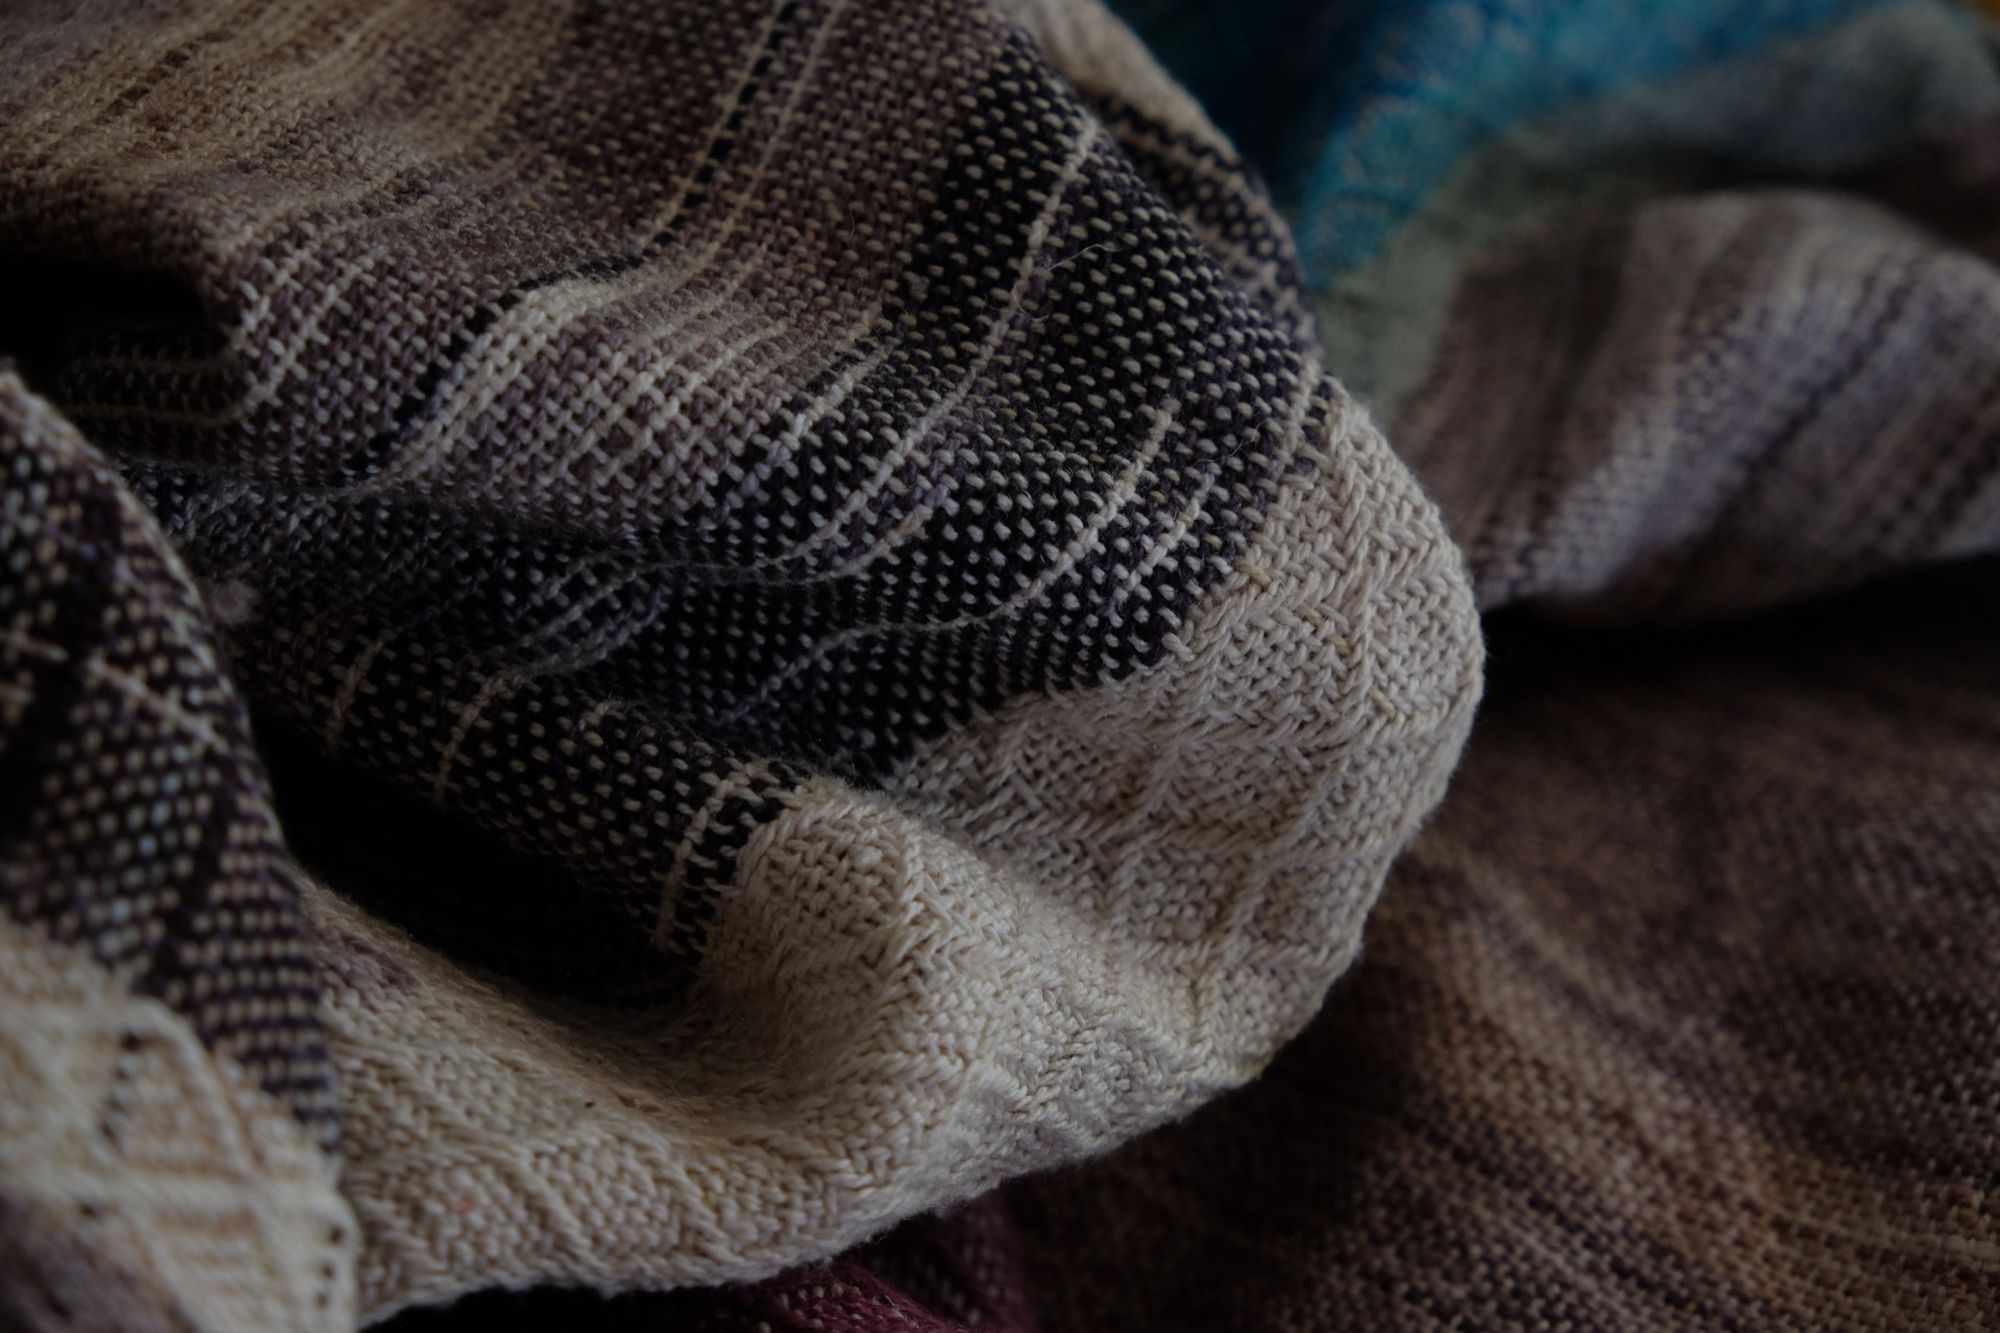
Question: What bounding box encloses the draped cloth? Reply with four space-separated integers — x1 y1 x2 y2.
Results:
1 2 1995 1329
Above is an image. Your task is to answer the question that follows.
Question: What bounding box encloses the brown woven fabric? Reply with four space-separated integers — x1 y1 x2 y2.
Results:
1009 565 2000 1331
1000 108 2000 1333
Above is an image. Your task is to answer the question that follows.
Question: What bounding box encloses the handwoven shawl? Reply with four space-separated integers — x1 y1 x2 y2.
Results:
0 1 1479 1326
4 1 1998 1331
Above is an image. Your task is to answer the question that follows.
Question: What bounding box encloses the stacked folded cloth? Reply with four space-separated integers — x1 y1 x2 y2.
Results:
0 1 1994 1329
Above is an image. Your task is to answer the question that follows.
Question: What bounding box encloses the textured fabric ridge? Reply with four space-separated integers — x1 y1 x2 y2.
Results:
0 0 1480 1320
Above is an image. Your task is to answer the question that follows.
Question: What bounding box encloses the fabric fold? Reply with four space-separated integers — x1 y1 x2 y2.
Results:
0 0 1480 1318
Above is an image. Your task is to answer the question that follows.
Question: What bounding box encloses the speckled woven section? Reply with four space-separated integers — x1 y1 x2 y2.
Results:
0 367 332 1132
0 0 1481 1323
0 366 355 1330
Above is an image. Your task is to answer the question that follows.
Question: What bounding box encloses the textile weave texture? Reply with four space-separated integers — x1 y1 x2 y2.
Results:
2 0 1997 1330
0 0 1479 1325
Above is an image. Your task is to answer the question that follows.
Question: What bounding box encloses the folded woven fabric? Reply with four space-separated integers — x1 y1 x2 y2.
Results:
0 1 1483 1326
542 3 1998 1329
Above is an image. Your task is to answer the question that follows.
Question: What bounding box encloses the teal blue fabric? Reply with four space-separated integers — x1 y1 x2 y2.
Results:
1109 0 1989 279
1108 0 2000 408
